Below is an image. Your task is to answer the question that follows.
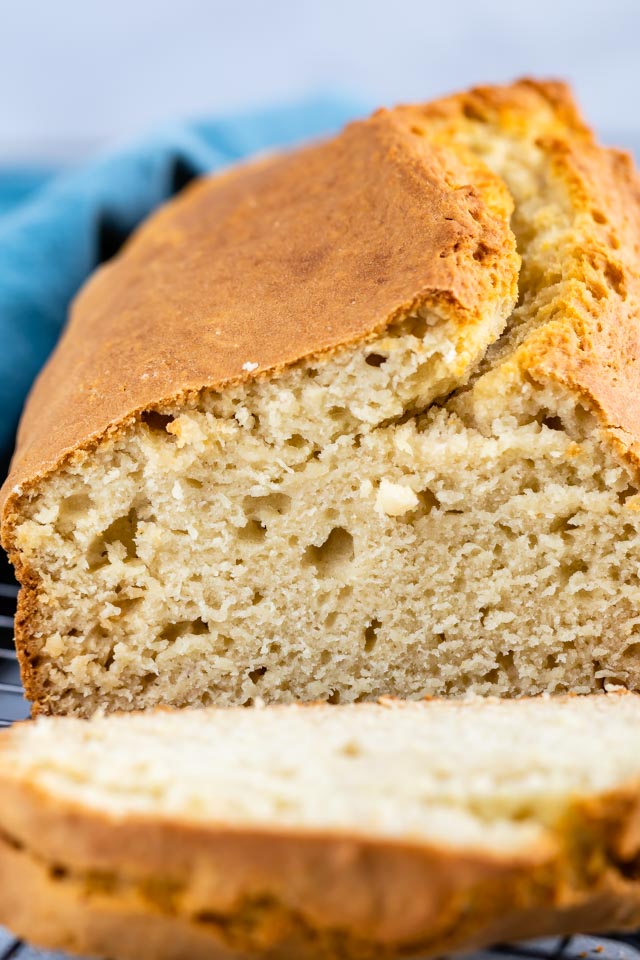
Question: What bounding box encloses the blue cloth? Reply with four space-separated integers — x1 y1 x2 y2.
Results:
0 169 53 217
0 97 360 463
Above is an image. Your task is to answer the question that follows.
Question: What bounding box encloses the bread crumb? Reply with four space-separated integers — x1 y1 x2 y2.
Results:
242 361 259 372
44 634 65 657
376 479 419 517
34 504 59 524
167 415 206 448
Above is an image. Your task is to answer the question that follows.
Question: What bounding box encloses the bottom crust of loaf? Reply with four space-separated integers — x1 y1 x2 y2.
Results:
2 813 640 960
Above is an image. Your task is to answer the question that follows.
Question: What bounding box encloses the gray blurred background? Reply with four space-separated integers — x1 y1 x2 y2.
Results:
0 0 637 163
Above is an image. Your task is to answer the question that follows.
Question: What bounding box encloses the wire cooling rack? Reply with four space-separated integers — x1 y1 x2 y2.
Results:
1 569 640 959
0 584 28 729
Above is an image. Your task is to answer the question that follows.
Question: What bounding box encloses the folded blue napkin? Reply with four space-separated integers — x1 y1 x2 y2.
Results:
0 97 361 467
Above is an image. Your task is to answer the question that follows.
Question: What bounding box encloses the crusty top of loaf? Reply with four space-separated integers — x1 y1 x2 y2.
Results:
0 101 518 518
413 79 640 470
3 78 640 523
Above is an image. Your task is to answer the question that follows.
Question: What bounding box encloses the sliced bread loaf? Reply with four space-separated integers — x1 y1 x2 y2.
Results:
3 80 640 716
1 695 640 959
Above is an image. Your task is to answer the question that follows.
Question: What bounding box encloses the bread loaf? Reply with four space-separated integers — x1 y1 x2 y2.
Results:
3 79 640 716
1 695 640 959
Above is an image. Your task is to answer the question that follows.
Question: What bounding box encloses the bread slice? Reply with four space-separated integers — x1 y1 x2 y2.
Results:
1 694 640 959
3 79 640 717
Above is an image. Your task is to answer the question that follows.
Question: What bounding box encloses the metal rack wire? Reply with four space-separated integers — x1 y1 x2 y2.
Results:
0 583 28 728
0 578 640 960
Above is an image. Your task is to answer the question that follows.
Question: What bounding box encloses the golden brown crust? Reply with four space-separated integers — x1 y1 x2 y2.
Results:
520 139 640 472
417 77 593 139
0 772 548 944
2 773 640 959
10 565 43 708
0 105 516 518
0 833 524 960
412 78 640 473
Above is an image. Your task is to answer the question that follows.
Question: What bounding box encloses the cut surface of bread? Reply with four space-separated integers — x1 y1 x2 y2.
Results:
2 695 640 959
3 79 640 716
